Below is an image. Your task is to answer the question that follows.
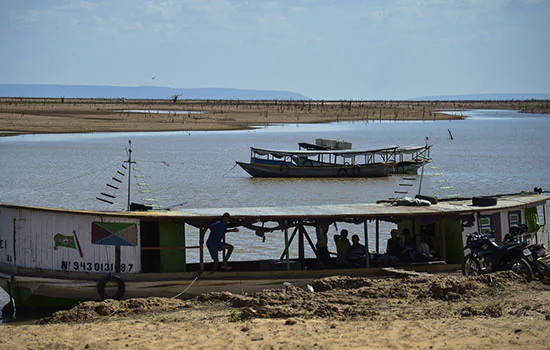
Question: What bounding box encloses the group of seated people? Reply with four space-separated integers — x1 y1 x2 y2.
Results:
330 228 436 268
386 228 435 264
333 229 368 268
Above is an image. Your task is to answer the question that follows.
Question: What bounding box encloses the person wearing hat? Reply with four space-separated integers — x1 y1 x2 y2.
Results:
334 229 351 265
204 212 239 271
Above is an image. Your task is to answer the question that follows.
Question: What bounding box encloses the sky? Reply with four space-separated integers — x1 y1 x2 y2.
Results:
1 0 549 99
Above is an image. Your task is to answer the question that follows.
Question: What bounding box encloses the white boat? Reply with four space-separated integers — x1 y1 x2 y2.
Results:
0 191 548 311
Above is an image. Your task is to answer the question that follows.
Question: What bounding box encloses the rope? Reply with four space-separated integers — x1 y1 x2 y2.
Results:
222 163 238 176
6 162 119 199
171 276 199 299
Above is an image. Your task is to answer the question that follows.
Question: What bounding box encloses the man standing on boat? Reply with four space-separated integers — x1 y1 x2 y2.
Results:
204 212 239 271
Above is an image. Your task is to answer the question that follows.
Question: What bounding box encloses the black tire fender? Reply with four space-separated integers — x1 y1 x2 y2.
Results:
472 196 497 206
97 275 126 300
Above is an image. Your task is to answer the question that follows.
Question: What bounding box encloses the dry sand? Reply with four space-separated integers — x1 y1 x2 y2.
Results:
1 98 549 137
2 272 550 349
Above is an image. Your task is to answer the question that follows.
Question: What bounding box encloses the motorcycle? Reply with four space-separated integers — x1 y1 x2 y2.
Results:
462 231 533 281
504 224 550 284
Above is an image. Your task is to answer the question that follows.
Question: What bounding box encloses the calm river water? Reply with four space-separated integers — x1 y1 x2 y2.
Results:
1 109 549 315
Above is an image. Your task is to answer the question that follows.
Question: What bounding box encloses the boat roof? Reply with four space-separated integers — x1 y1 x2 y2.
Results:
250 146 399 157
396 145 431 153
2 193 547 226
298 143 430 154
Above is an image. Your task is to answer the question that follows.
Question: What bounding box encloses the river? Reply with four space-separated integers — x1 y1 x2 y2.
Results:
1 109 549 317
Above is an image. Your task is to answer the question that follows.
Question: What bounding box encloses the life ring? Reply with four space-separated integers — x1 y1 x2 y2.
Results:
97 275 125 300
280 163 290 173
352 166 360 176
337 168 347 177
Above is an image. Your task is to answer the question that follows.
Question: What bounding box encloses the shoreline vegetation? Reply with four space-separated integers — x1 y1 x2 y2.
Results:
2 272 550 348
1 98 549 137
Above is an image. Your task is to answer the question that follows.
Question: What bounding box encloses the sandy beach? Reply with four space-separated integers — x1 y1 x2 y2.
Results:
2 272 549 349
1 98 549 137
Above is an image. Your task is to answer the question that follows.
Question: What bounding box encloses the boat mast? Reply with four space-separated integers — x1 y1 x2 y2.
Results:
417 137 429 196
125 140 133 211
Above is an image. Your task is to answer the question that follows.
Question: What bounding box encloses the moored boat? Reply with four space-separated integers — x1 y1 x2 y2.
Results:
0 191 548 311
236 146 397 178
298 139 431 174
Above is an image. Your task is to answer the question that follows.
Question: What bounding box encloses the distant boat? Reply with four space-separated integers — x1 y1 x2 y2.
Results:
236 146 397 178
297 139 431 175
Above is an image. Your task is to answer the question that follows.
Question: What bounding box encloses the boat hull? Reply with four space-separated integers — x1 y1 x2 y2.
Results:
391 160 431 174
0 264 459 310
236 161 391 178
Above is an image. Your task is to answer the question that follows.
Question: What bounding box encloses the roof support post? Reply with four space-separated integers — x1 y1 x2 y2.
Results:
300 225 324 269
375 220 380 253
364 221 370 268
298 222 305 270
279 226 298 260
440 219 446 262
199 226 205 273
284 226 290 271
543 203 548 247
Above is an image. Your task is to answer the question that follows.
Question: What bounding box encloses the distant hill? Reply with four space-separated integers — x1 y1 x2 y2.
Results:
0 84 309 100
414 93 550 101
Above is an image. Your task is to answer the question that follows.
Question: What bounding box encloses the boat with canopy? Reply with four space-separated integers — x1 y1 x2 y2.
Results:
236 146 398 178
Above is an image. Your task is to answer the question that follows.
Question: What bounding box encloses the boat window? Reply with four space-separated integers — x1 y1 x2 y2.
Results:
479 215 493 234
508 211 521 230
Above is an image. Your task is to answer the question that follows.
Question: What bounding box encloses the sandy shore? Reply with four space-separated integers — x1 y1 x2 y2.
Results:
1 98 549 137
2 272 549 349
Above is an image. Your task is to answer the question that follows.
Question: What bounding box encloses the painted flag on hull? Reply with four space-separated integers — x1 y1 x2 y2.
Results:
54 231 84 258
54 233 77 250
92 222 137 246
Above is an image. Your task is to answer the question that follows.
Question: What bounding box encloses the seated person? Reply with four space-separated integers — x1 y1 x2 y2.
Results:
387 229 402 257
399 229 415 262
346 234 367 268
385 229 402 265
334 229 351 265
413 237 434 262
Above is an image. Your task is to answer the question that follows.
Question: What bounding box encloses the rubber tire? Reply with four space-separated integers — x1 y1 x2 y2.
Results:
462 254 482 276
507 258 533 282
97 275 126 300
472 196 497 206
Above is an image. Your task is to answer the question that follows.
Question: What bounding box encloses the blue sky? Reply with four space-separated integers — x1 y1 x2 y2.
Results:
1 0 549 99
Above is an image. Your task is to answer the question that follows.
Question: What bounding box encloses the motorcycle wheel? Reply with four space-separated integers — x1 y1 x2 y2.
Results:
507 258 533 282
535 259 550 285
462 254 482 276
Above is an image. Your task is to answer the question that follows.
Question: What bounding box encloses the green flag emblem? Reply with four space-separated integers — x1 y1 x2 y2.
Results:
54 233 77 250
